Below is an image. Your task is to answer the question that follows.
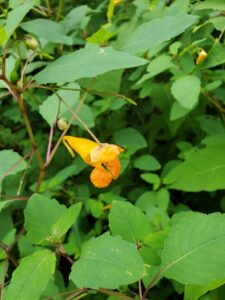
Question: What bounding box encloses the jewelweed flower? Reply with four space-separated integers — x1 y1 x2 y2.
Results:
63 136 124 188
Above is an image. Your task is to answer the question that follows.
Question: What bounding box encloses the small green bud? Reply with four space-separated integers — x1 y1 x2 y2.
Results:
57 118 69 131
24 35 39 50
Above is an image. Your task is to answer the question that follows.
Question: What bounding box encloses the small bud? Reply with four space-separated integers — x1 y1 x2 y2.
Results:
114 0 122 5
57 118 69 131
196 49 207 65
24 35 39 50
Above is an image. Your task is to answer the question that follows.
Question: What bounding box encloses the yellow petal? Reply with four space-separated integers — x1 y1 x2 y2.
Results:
90 143 124 164
63 136 98 164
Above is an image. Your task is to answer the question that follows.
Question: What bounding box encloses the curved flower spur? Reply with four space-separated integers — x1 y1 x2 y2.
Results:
63 136 124 188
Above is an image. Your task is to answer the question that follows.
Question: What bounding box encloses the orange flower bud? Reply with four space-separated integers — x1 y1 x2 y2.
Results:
196 49 207 65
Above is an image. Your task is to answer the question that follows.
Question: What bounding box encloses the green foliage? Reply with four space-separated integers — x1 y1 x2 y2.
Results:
1 1 225 299
70 233 145 289
4 250 56 300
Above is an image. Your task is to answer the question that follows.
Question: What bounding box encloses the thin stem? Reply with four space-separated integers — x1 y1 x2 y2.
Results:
64 289 88 300
45 85 92 167
54 91 100 144
56 0 63 21
8 228 26 252
98 289 134 300
0 242 18 267
20 52 38 89
46 126 54 163
35 168 45 193
45 0 51 17
18 94 44 169
17 149 34 196
2 48 7 77
0 260 9 300
142 269 164 299
138 280 143 300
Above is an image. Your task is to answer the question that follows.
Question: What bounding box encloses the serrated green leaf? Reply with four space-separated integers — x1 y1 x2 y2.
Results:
122 14 198 54
164 145 225 191
171 75 201 109
70 233 145 289
161 213 225 285
34 45 147 84
4 250 56 300
109 201 150 243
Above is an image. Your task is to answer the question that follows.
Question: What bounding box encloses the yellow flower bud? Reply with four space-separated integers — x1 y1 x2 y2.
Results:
196 49 207 65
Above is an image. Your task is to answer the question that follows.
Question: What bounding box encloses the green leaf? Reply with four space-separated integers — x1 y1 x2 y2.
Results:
195 0 225 11
39 83 94 128
122 14 198 53
4 1 34 44
61 5 89 33
24 194 81 244
113 127 147 154
137 55 174 84
86 26 116 44
34 45 147 84
161 213 225 285
0 200 18 213
171 75 201 109
51 202 82 240
140 173 161 190
4 250 56 300
88 70 123 93
134 154 161 171
0 150 27 194
184 280 225 300
0 27 7 45
170 102 190 121
70 233 145 289
164 144 225 191
33 162 86 192
109 201 150 243
209 16 225 31
202 43 225 69
21 18 72 45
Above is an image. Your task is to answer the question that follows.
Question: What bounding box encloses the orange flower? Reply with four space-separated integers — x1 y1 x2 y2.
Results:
63 136 124 188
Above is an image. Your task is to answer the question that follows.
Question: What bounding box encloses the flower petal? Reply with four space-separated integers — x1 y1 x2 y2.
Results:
105 157 121 180
90 143 124 164
90 167 112 188
63 136 98 164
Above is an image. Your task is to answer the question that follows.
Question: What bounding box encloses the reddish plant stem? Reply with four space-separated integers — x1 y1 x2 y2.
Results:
0 259 9 300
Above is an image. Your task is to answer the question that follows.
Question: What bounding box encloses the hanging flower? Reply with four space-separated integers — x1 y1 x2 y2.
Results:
63 136 124 188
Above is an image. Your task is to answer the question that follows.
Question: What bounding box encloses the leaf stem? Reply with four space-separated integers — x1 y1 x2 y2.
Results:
0 260 9 300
